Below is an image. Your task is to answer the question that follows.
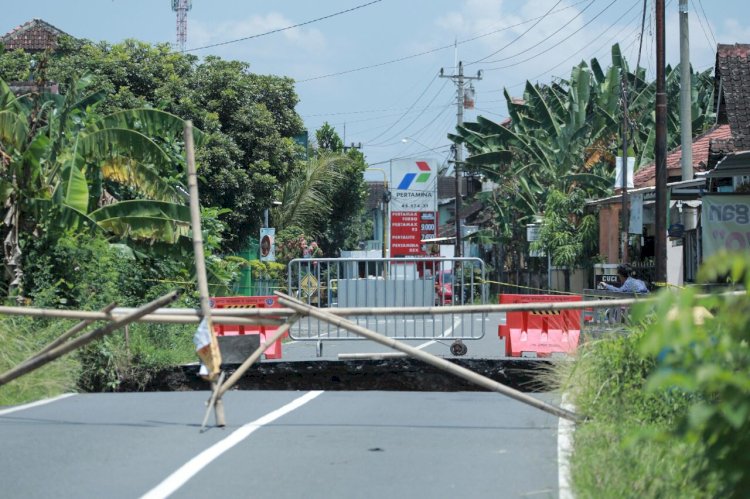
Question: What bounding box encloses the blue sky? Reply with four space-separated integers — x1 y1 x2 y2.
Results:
4 1 749 173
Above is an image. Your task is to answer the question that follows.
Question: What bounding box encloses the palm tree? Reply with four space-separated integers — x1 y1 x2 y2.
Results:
271 153 347 234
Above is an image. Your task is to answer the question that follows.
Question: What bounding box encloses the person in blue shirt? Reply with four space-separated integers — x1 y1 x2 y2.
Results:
597 264 649 293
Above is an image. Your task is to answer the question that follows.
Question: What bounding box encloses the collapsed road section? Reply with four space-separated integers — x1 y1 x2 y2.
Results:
121 358 554 393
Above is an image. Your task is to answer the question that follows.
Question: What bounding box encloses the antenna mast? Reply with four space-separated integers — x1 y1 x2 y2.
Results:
171 0 193 52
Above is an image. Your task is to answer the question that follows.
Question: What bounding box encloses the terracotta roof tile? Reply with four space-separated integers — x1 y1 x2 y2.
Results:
1 19 68 52
716 43 750 150
633 124 733 187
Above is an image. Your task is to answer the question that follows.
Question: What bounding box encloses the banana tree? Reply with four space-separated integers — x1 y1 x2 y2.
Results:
0 75 203 297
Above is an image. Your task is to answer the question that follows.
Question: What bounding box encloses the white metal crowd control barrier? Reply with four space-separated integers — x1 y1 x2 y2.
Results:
287 257 488 356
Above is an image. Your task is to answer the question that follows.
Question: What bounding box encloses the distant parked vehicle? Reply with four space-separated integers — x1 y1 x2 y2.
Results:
435 270 454 305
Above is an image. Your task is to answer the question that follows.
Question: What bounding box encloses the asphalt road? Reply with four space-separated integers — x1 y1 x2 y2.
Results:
1 310 573 498
0 389 563 499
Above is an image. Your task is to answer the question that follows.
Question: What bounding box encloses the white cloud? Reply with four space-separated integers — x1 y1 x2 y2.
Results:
721 19 750 44
188 13 326 55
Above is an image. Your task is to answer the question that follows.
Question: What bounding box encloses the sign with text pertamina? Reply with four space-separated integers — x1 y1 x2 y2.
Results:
390 159 437 212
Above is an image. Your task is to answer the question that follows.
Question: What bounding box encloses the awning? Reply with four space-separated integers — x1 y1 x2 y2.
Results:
706 151 750 178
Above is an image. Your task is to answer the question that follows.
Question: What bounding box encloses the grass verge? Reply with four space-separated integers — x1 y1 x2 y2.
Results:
0 316 197 404
0 317 80 406
554 330 720 498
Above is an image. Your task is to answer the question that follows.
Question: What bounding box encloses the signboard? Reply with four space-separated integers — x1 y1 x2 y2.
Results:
390 211 438 257
629 193 643 235
701 194 750 258
259 228 276 262
300 272 318 297
615 156 634 189
390 159 437 212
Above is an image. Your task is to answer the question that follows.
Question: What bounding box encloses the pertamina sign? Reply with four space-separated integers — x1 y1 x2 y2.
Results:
389 159 438 257
390 159 436 212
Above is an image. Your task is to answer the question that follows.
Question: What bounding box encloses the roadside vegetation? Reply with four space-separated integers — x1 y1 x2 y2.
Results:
556 251 750 498
0 38 368 400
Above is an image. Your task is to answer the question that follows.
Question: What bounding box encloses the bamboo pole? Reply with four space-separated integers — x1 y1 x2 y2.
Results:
217 314 301 399
0 291 179 387
0 291 739 322
276 292 583 423
185 120 225 426
38 302 117 356
11 302 119 375
199 314 301 430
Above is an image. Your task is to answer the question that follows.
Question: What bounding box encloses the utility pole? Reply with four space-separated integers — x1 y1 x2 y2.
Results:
440 61 482 257
620 75 630 264
655 0 668 283
679 0 693 180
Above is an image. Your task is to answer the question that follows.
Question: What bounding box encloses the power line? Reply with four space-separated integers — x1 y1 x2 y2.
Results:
635 0 648 73
295 0 592 83
466 0 565 66
183 0 383 52
692 0 716 53
481 0 598 65
483 0 622 72
367 80 451 146
502 0 643 88
695 0 717 47
363 72 440 144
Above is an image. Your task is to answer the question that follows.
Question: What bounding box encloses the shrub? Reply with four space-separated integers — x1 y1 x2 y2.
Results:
635 251 750 498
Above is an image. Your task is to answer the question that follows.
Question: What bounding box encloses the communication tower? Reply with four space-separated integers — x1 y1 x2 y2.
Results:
171 0 192 52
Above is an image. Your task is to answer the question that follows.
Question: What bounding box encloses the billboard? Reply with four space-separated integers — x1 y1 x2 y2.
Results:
701 194 750 258
390 159 437 212
390 211 438 257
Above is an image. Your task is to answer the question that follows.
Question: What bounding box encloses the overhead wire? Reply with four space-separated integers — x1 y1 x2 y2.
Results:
692 0 717 53
362 99 453 147
480 0 598 65
466 0 565 66
367 80 451 146
483 0 622 72
363 72 440 144
502 0 644 89
694 0 717 47
296 0 592 83
183 0 383 52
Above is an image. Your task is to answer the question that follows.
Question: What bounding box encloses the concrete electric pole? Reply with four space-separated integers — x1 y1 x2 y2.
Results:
679 0 693 180
440 61 482 257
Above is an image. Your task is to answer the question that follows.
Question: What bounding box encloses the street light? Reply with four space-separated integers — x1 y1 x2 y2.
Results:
401 136 438 152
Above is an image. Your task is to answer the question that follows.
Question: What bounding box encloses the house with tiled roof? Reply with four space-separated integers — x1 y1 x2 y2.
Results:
1 19 68 53
1 19 71 94
591 43 750 286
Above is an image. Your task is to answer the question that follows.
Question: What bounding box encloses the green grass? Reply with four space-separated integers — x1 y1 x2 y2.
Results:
554 330 721 498
0 315 197 403
0 317 80 406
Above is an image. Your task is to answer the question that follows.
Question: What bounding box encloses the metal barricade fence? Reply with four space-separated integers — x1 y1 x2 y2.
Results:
582 289 639 334
287 257 487 353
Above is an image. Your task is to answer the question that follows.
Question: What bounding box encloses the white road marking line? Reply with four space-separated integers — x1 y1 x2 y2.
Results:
141 390 324 499
413 316 461 350
558 394 575 499
0 393 76 416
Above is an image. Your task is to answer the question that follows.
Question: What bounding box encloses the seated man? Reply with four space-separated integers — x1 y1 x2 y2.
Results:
597 264 649 294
